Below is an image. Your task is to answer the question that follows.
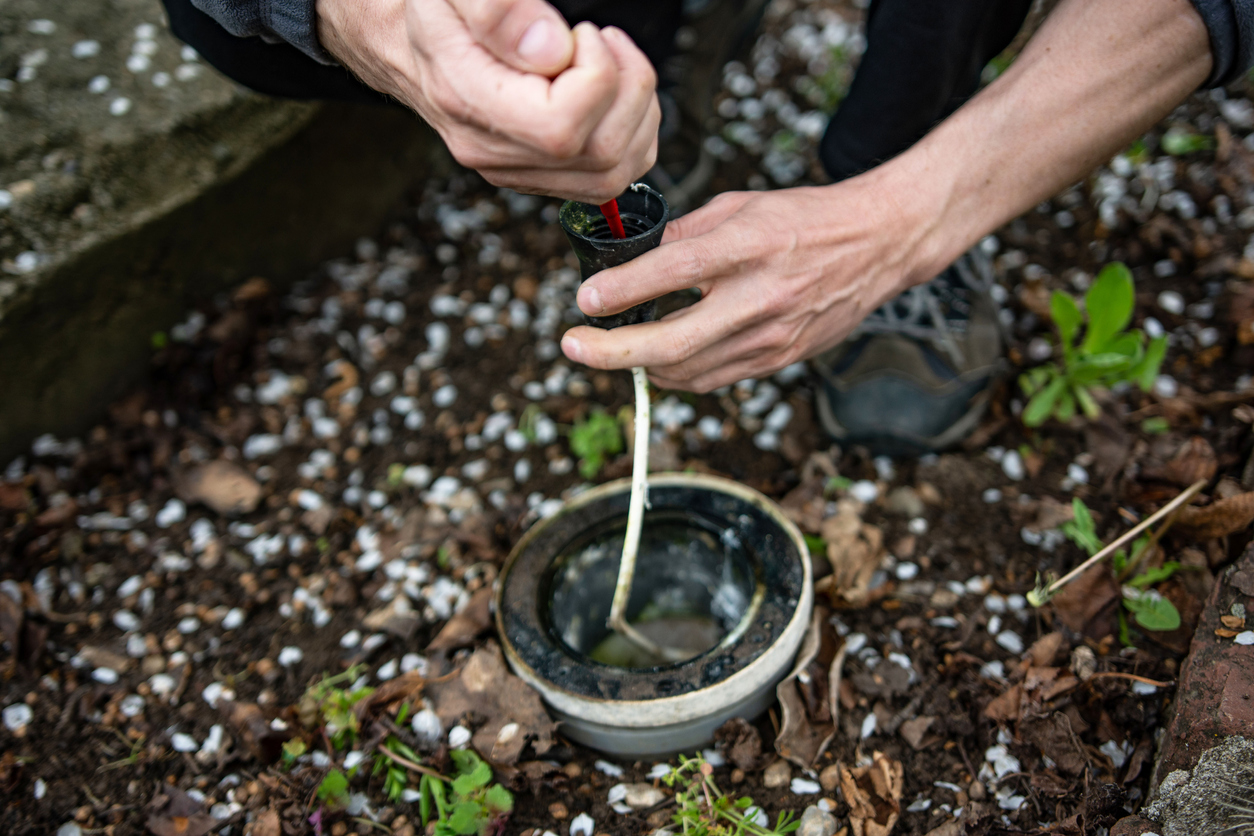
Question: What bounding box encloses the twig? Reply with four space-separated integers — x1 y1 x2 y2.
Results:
607 367 686 662
1087 672 1173 687
1031 479 1206 603
374 745 446 780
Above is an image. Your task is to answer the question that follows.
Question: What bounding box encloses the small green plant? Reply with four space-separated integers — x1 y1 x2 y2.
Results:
518 404 543 443
1020 262 1166 426
569 409 624 479
1058 498 1181 633
661 754 799 835
1161 126 1214 156
317 769 351 810
298 666 373 749
417 750 514 836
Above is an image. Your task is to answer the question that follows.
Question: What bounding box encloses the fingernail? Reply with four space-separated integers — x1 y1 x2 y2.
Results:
579 285 603 314
562 335 585 364
518 19 559 65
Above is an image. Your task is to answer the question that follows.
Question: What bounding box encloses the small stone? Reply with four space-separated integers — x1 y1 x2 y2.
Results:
968 780 986 801
448 725 471 748
791 778 821 794
1001 450 1025 481
886 486 924 518
3 703 32 732
849 480 879 503
622 783 665 809
819 763 841 791
762 760 791 788
797 805 838 836
277 646 303 667
549 802 569 820
569 813 593 836
1234 631 1254 645
363 595 420 638
171 733 198 752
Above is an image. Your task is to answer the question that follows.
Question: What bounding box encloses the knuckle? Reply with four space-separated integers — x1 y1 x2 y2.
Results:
534 124 583 159
661 331 696 366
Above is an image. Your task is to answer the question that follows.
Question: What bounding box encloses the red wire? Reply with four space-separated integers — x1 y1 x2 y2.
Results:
599 199 626 239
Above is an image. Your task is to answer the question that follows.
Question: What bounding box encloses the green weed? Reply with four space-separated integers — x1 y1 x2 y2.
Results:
1019 262 1166 426
417 750 514 836
662 753 799 835
568 408 623 479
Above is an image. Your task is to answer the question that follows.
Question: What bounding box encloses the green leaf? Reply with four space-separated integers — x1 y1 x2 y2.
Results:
449 748 480 775
419 776 433 826
1062 498 1102 555
282 739 307 760
447 801 483 835
1141 416 1170 435
1023 375 1066 426
1161 126 1213 156
452 760 493 796
1134 335 1168 391
569 409 623 480
1055 389 1076 422
317 770 350 809
1129 561 1182 589
1124 590 1181 631
1082 263 1135 354
1075 385 1101 419
1050 291 1083 348
803 534 825 556
484 784 514 813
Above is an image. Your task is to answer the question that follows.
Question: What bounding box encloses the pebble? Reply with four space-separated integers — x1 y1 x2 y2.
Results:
1157 290 1185 315
433 385 458 408
412 709 442 743
860 713 877 739
221 608 245 630
1153 375 1179 398
594 759 624 777
995 631 1024 654
155 498 186 528
982 488 1002 503
448 725 471 748
1234 631 1254 645
3 703 32 732
697 415 724 440
790 778 821 795
120 695 145 717
849 480 878 503
1000 450 1025 481
57 824 83 836
171 733 199 752
762 760 791 788
277 646 303 667
92 667 119 684
569 815 594 836
797 805 837 836
113 609 141 631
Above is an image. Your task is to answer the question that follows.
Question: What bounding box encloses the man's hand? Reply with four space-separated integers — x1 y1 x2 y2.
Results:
316 0 659 203
559 177 927 392
561 0 1210 390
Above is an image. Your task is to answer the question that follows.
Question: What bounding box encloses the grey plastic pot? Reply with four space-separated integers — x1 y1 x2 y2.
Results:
495 472 813 757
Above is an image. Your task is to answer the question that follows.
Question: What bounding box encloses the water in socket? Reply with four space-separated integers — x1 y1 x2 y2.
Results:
544 513 759 669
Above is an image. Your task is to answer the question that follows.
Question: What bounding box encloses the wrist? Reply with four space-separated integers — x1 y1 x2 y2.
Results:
315 0 412 101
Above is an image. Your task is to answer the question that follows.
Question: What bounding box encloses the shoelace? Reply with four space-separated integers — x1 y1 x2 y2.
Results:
850 249 996 368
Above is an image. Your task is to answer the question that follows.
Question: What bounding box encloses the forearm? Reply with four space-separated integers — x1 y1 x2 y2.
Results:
881 0 1212 286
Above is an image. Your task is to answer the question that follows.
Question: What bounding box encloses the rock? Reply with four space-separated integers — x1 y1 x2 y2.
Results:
621 783 665 809
362 596 420 639
1109 816 1159 836
762 759 791 788
885 486 924 518
177 461 262 515
819 763 841 791
797 805 838 836
922 822 962 836
967 780 986 801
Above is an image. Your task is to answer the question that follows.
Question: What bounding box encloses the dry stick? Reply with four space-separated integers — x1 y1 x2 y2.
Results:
606 367 688 661
1035 478 1207 603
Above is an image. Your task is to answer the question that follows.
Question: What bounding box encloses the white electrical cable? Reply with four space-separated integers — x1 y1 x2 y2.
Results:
607 366 687 661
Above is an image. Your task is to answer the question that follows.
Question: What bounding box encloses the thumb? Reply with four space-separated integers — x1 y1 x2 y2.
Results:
448 0 574 77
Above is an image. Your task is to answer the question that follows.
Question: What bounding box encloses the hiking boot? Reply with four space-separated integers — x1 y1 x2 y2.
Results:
811 247 1006 455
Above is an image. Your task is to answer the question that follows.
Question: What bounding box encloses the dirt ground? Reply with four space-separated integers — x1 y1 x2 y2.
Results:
4 1 1254 835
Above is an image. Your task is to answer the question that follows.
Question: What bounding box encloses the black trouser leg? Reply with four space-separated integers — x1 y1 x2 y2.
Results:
161 0 682 103
819 0 1032 182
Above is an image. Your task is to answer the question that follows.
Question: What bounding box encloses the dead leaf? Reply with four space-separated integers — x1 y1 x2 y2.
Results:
1230 566 1254 597
77 645 132 673
898 716 935 750
820 500 885 607
840 751 903 836
362 596 420 639
1083 417 1131 488
1020 712 1088 775
774 606 845 767
245 809 280 836
779 475 827 534
223 701 290 763
983 684 1023 722
427 587 493 652
1027 632 1066 668
1175 491 1254 539
1141 436 1217 486
176 460 262 516
233 277 272 303
426 642 556 765
1050 565 1121 639
323 360 360 403
1022 496 1075 532
147 786 218 836
353 672 426 722
714 717 764 771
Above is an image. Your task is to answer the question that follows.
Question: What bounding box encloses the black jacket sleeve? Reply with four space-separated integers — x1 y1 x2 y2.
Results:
189 0 333 64
1191 0 1254 86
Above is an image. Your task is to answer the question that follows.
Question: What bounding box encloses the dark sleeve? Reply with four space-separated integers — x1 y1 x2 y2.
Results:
189 0 333 64
1190 0 1254 86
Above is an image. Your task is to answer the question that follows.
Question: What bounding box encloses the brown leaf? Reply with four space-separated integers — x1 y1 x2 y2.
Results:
1175 491 1254 539
714 717 764 771
223 702 290 763
1050 565 1121 639
353 672 426 722
245 809 280 836
774 606 845 767
1141 436 1217 486
820 500 885 607
840 751 903 836
898 716 935 750
427 587 493 652
1020 712 1088 775
362 596 420 639
147 786 217 836
176 460 262 516
983 684 1023 722
1027 632 1067 668
427 642 556 765
0 482 29 511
